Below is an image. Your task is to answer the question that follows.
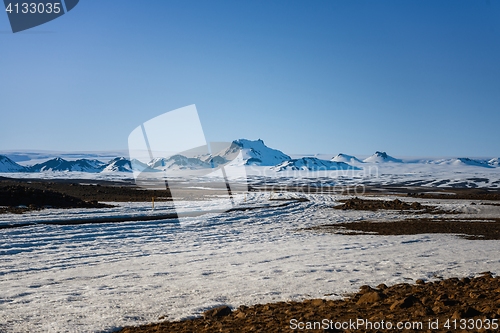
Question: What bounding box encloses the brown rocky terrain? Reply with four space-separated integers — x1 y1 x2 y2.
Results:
118 273 500 333
0 177 172 214
333 197 434 212
0 177 172 204
306 218 500 240
405 188 500 201
0 185 111 214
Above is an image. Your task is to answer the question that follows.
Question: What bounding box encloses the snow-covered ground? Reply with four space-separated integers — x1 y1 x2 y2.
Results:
1 192 500 333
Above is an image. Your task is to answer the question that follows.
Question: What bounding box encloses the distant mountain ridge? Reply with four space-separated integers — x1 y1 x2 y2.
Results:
0 155 27 172
489 158 500 167
363 151 402 163
148 155 212 170
0 140 499 173
272 157 359 171
29 158 106 172
102 157 133 172
331 153 363 164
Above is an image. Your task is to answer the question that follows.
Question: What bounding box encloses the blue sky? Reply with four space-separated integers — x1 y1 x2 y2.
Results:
1 1 499 157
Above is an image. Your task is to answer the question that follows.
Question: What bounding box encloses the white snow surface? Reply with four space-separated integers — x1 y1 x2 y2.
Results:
1 192 500 333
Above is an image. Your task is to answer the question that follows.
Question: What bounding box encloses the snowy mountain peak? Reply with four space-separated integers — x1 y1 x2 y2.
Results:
331 153 363 164
363 151 402 163
229 139 291 166
30 157 70 172
102 157 133 172
271 157 358 171
489 158 500 167
0 155 27 172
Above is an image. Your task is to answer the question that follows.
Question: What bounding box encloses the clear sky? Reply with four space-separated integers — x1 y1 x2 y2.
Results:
1 0 499 157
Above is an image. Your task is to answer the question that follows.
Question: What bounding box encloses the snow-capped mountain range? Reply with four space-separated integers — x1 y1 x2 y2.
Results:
1 139 499 174
29 158 106 172
0 155 27 172
271 158 358 171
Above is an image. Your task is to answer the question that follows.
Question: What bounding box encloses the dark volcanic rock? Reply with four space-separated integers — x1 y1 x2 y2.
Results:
203 305 232 318
333 197 435 212
306 217 500 240
118 274 500 333
0 185 109 213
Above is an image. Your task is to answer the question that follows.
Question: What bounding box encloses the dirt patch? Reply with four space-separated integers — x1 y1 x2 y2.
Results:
482 202 500 207
305 218 500 240
406 188 500 201
333 197 444 214
117 273 500 333
0 185 111 213
0 178 172 203
0 177 173 214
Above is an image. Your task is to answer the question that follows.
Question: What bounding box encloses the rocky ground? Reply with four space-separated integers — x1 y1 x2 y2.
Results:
333 197 436 212
0 185 111 213
118 273 500 333
0 177 172 213
306 217 500 240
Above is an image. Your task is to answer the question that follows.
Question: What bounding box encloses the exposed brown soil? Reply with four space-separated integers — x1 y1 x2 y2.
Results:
0 177 172 203
333 197 440 213
0 185 111 214
405 188 500 201
0 177 172 214
118 273 500 333
306 218 500 240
